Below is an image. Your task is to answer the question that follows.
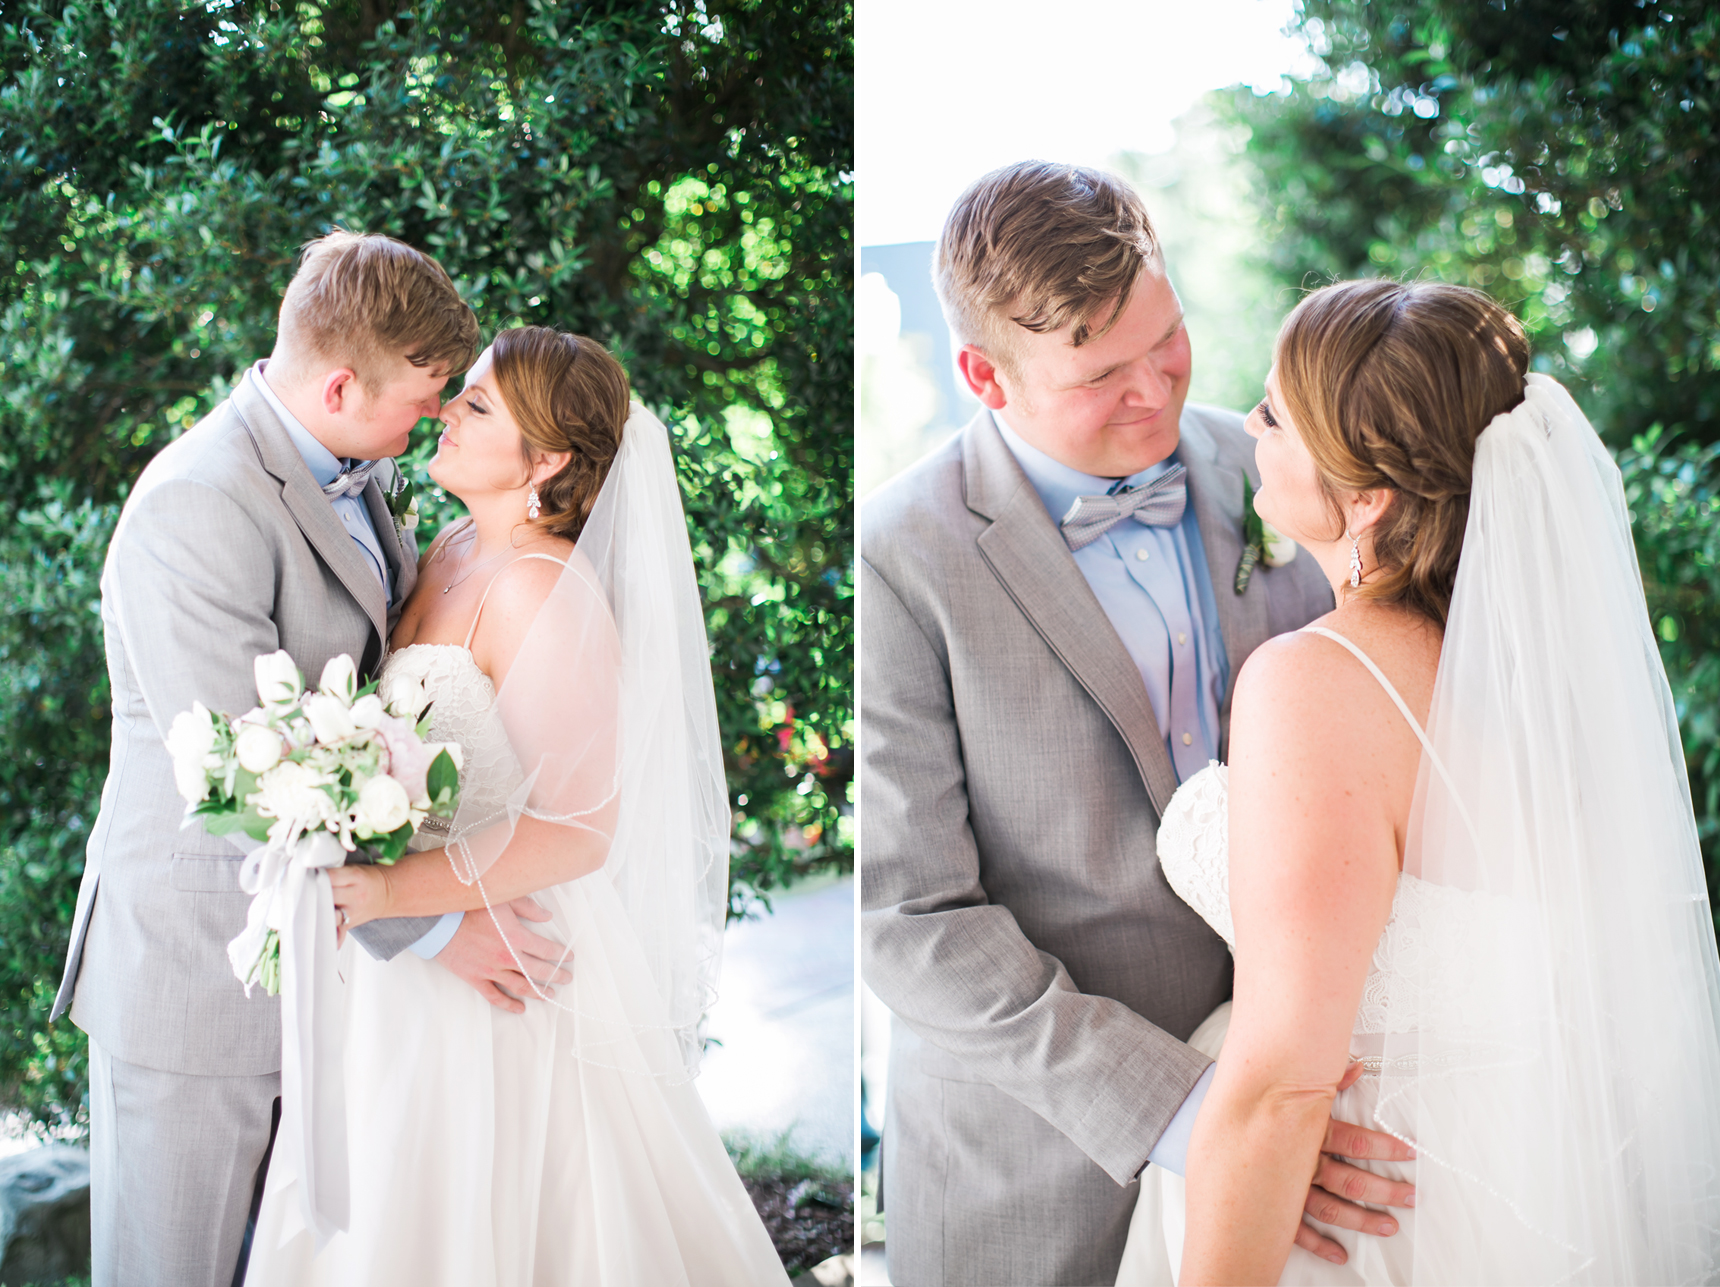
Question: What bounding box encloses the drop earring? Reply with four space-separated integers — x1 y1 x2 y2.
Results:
527 483 542 521
1347 530 1362 588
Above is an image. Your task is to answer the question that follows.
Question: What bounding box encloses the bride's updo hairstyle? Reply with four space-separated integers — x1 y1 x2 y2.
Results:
490 326 632 542
1274 278 1529 626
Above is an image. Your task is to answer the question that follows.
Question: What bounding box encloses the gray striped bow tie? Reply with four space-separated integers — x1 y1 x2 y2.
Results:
321 460 378 499
1059 464 1188 551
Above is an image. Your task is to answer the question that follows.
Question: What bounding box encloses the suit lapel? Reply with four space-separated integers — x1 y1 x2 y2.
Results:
1179 411 1271 732
231 374 389 651
361 468 417 619
965 412 1182 817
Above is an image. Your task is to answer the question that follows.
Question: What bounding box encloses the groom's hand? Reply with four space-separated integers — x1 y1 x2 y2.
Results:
1293 1061 1418 1265
433 897 573 1015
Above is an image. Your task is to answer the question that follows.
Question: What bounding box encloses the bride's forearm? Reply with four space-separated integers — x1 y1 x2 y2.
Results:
1179 1073 1333 1286
378 817 609 916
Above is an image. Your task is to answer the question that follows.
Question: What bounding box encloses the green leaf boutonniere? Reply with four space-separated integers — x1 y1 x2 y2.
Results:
385 474 421 542
1234 471 1297 594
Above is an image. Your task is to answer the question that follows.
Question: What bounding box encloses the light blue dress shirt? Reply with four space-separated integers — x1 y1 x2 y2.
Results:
992 411 1229 781
251 363 463 961
993 409 1224 1175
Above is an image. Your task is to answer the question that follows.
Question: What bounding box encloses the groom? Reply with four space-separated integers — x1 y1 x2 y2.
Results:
861 163 1404 1285
51 231 570 1286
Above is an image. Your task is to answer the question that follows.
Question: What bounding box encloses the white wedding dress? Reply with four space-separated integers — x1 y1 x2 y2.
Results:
245 641 790 1286
1116 627 1511 1287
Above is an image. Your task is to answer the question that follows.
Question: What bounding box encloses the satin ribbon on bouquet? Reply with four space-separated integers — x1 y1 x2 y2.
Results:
227 830 350 1250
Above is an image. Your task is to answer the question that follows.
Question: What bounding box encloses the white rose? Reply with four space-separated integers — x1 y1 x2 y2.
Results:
1262 523 1299 568
301 693 358 744
379 671 428 722
349 693 387 730
254 651 303 708
318 654 359 707
402 497 420 530
354 774 412 835
253 760 337 829
234 724 284 774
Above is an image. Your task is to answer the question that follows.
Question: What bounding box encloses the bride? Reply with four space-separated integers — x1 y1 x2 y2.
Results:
244 325 791 1284
1119 280 1720 1285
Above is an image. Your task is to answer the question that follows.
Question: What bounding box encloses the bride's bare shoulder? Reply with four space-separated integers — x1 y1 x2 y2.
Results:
1231 607 1440 753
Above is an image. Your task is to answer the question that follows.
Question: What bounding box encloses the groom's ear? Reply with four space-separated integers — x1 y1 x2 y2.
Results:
957 345 1009 411
321 368 362 415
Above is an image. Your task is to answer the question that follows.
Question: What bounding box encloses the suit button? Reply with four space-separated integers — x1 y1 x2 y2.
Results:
1182 733 1193 746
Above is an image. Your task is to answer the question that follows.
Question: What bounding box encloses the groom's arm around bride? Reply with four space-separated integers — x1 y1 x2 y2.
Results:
860 163 1364 1286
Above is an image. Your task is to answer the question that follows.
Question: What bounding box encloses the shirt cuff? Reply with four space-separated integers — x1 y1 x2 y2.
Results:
408 911 464 960
1145 1062 1216 1177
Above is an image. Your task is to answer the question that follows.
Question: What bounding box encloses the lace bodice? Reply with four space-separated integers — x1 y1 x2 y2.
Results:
1159 761 1423 1034
1156 627 1500 1038
377 644 524 849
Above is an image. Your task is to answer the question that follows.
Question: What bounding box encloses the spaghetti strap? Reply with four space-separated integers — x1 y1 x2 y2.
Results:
1299 626 1435 754
463 553 571 650
1298 625 1481 847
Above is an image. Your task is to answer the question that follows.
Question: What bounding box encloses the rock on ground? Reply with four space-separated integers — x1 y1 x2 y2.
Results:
0 1144 90 1285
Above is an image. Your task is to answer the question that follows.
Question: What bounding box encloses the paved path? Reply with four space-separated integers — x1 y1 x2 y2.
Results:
697 873 855 1172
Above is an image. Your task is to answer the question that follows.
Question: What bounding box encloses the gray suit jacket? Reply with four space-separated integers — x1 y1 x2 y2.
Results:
52 371 436 1077
860 405 1334 1286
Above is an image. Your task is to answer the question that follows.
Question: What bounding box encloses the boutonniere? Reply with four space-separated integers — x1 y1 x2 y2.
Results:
1234 471 1297 594
385 474 421 540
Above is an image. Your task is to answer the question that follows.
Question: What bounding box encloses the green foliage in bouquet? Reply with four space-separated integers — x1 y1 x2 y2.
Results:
0 0 851 1135
1217 0 1720 935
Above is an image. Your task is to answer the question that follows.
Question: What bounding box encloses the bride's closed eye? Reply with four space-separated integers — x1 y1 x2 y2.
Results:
1255 399 1279 429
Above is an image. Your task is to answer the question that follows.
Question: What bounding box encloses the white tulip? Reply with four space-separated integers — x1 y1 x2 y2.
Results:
379 671 428 721
1262 523 1299 568
165 702 217 765
172 756 210 805
254 651 303 708
234 724 284 774
318 654 359 707
355 774 412 835
349 693 387 730
402 497 420 530
301 693 358 744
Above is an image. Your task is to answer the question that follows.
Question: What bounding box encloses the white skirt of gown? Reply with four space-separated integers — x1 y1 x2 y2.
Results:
244 867 790 1286
1115 1003 1416 1287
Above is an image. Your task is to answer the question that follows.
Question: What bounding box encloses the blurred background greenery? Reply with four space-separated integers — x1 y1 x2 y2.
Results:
0 0 851 1136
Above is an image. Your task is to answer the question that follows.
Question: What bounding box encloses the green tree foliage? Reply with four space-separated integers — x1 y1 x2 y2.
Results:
1221 0 1720 927
0 0 851 1133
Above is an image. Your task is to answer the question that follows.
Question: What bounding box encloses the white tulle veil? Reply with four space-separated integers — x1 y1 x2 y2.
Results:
437 400 728 1082
1373 374 1720 1281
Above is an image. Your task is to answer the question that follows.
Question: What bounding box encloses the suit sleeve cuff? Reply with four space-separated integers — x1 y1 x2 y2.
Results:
1145 1062 1215 1177
408 911 464 959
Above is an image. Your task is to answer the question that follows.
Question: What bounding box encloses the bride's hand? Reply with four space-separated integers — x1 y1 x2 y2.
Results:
328 862 392 941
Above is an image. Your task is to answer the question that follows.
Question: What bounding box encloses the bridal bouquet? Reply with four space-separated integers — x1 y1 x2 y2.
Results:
167 650 462 995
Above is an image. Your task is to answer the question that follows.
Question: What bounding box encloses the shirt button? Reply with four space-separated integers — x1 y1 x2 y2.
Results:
1177 632 1187 645
1134 548 1150 562
1182 733 1193 746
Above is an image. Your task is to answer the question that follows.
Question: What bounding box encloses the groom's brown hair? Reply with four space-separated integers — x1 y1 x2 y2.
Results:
934 161 1159 373
276 230 479 391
